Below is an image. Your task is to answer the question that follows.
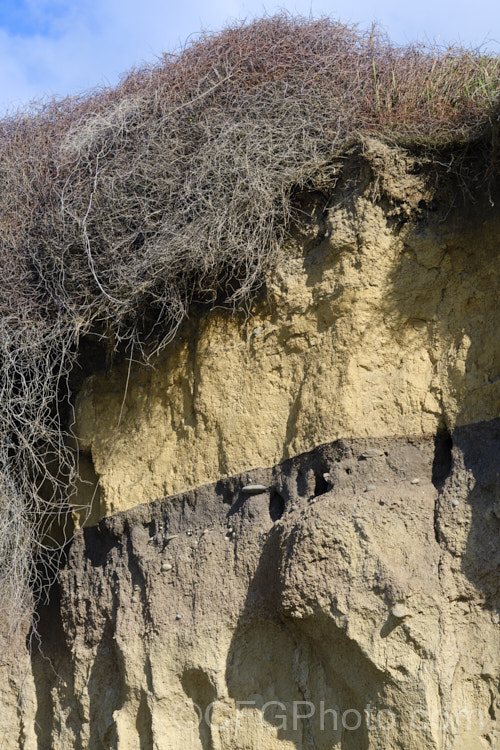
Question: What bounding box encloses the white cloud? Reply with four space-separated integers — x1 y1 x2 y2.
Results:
0 0 242 113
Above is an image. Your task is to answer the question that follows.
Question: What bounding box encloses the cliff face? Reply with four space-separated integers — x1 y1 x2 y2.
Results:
2 141 499 749
74 141 499 521
29 426 500 750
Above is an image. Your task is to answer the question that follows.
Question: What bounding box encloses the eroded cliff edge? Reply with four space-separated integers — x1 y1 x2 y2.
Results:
2 140 499 749
74 140 499 520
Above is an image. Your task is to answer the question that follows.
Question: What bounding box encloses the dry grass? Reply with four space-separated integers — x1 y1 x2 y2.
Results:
0 14 498 626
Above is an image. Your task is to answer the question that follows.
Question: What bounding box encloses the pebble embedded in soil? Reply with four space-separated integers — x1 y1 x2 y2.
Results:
242 484 267 495
391 605 411 619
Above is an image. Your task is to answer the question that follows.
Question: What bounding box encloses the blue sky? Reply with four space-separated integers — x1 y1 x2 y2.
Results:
0 0 499 114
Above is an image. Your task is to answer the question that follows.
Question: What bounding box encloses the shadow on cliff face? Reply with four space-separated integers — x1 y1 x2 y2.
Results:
383 184 500 615
459 422 500 613
434 419 500 614
31 584 83 750
30 575 125 750
181 668 217 750
223 526 386 750
87 620 122 749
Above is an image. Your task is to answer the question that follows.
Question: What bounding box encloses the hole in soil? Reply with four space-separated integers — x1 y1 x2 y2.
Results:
269 490 285 522
432 427 453 489
296 470 308 498
314 473 329 496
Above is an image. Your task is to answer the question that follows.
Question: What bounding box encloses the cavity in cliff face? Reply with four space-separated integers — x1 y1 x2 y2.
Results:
2 140 500 749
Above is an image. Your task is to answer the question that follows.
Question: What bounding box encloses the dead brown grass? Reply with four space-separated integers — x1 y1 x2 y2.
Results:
0 14 498 625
